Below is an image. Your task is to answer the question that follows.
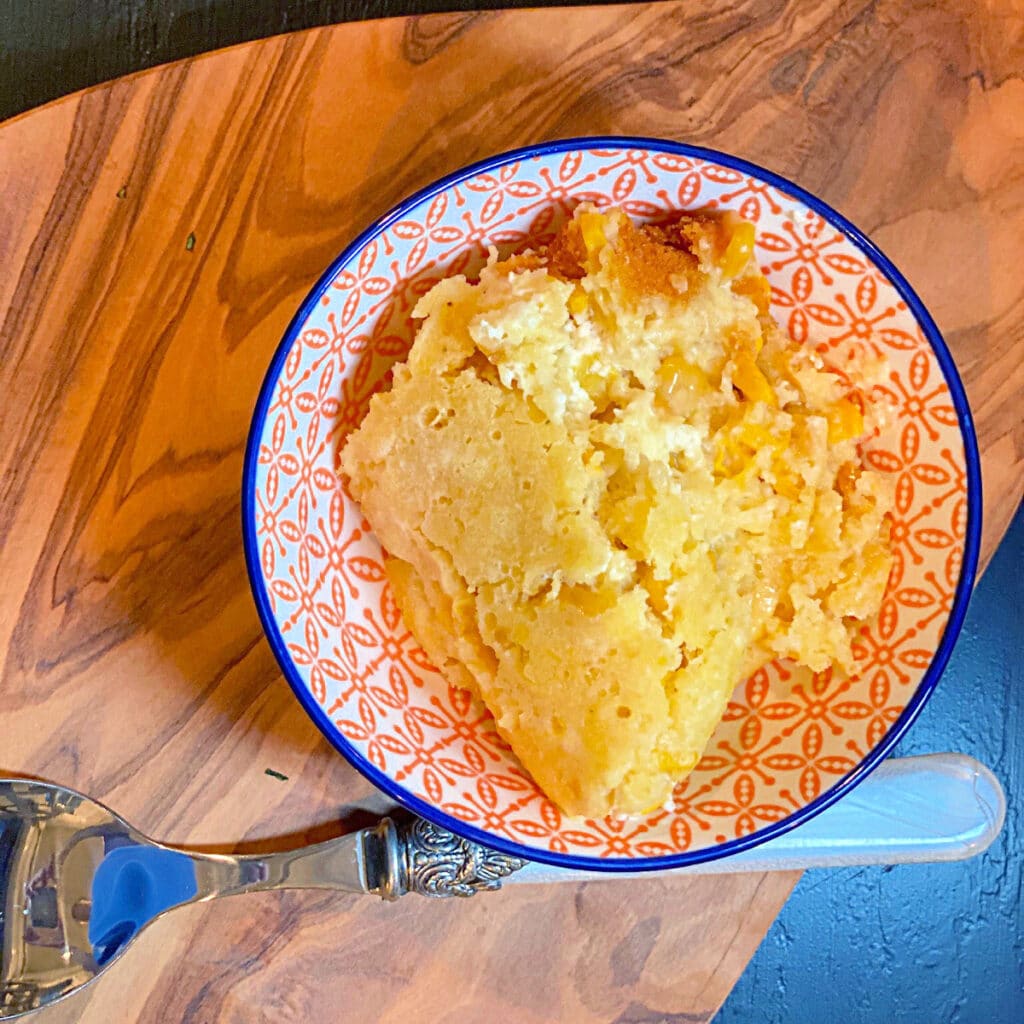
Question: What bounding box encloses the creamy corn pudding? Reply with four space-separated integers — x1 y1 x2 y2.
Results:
339 206 894 819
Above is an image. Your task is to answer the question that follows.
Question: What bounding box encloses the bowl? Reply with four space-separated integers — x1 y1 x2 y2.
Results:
242 138 981 869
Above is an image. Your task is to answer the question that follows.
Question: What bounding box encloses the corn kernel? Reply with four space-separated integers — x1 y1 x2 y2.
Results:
729 324 765 357
657 356 709 416
836 460 861 498
580 212 607 255
715 437 752 478
658 752 698 776
568 287 589 315
774 466 803 500
738 421 775 451
714 443 735 477
721 220 756 279
564 583 618 616
731 271 773 316
827 398 864 443
732 351 776 405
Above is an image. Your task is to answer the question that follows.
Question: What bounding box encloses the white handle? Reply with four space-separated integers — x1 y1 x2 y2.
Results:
510 754 1005 883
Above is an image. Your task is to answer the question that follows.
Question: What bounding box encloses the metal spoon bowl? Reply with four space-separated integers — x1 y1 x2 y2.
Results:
0 778 525 1019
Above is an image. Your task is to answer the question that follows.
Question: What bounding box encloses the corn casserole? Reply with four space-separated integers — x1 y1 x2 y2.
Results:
339 205 893 818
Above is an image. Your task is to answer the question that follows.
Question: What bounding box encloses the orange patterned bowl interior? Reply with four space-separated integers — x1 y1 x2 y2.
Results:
243 139 981 869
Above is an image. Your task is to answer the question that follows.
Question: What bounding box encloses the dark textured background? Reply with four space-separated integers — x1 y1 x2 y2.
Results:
1 3 1021 1021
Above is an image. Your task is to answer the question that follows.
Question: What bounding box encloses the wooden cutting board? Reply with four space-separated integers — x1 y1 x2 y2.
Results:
2 3 1022 1022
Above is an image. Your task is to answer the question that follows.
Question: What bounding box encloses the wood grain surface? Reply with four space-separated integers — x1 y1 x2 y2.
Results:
1 3 1022 1022
0 0 600 123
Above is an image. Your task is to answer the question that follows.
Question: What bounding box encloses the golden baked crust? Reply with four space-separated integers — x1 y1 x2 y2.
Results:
340 206 893 818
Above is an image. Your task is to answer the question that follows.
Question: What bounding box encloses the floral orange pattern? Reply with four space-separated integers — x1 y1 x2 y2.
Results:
250 146 971 860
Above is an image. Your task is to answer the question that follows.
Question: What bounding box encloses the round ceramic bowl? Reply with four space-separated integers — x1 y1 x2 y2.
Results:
243 138 981 870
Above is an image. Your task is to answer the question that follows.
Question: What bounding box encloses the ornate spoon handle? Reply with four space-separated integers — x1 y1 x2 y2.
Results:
182 815 529 902
367 818 529 899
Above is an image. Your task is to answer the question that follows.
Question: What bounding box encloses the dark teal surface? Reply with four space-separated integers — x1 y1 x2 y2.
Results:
717 503 1024 1024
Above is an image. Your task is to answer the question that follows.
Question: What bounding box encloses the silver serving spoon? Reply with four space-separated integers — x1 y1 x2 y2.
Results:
0 778 526 1019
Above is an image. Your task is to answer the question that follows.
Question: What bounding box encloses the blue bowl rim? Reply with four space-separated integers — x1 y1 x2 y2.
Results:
241 136 982 872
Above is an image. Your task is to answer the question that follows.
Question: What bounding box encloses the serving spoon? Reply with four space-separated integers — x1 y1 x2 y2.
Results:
1 755 1006 1017
0 778 526 1019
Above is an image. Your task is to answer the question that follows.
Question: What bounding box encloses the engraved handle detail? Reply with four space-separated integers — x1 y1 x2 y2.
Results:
368 818 527 899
